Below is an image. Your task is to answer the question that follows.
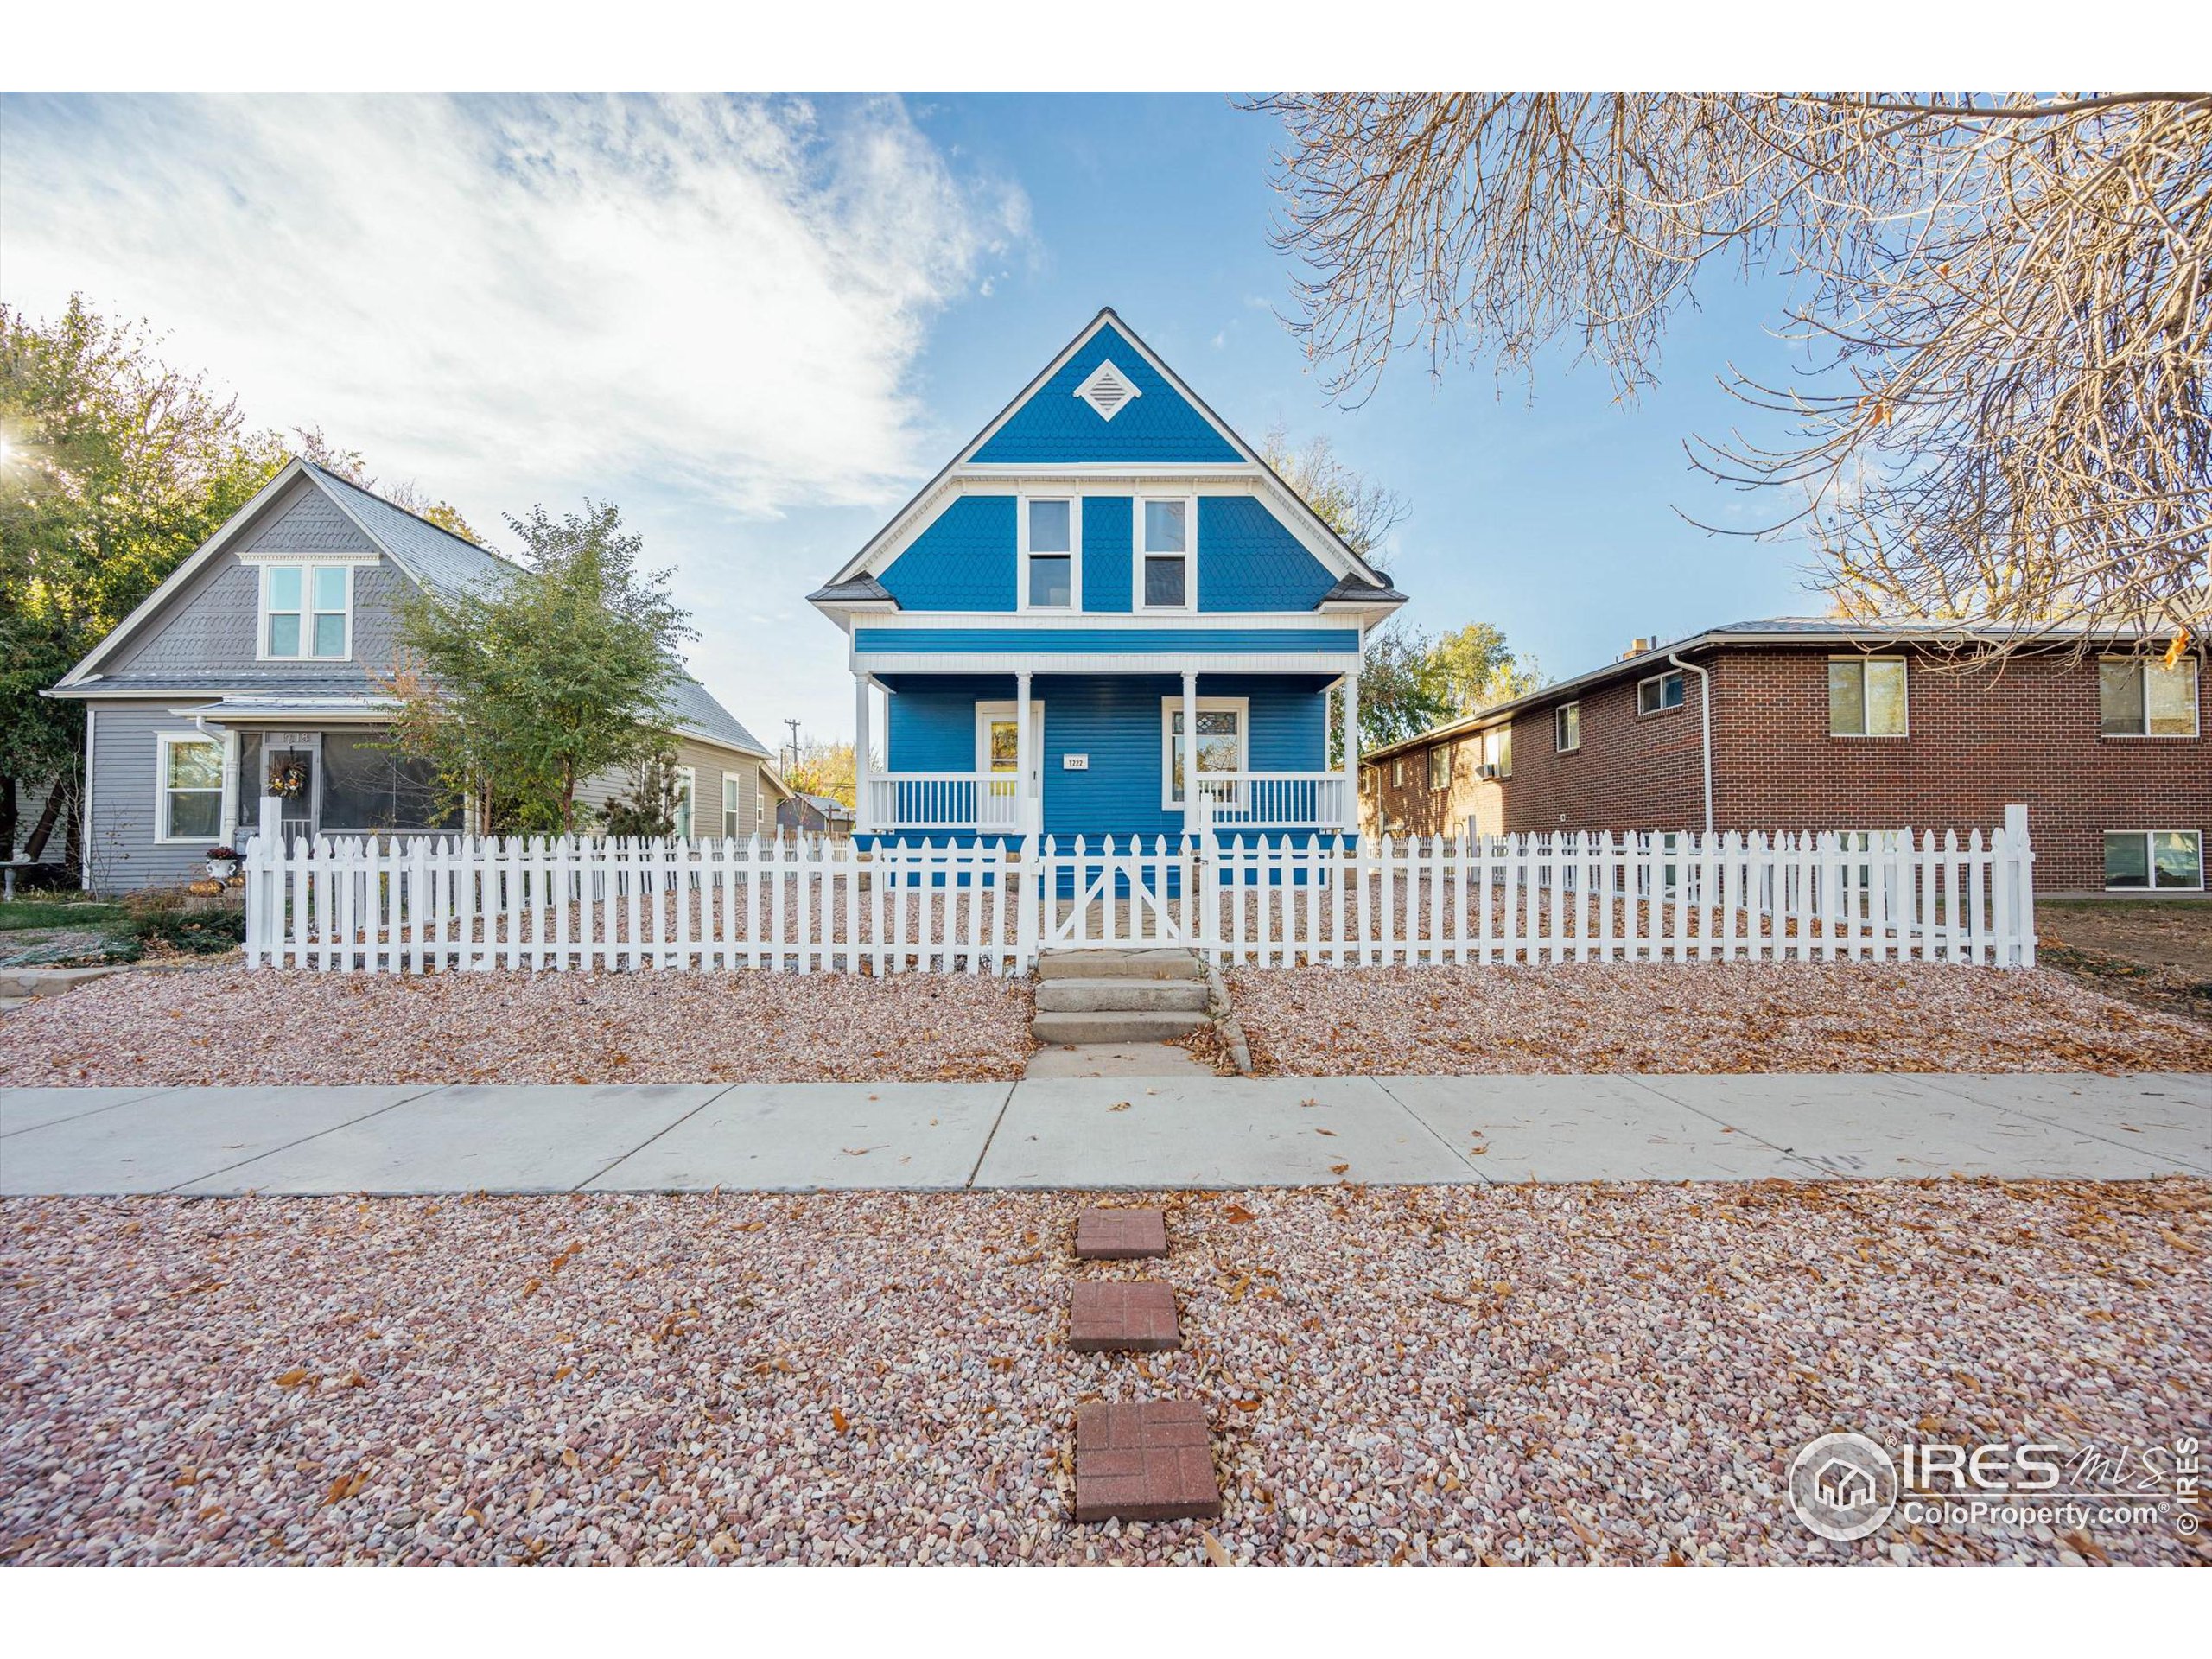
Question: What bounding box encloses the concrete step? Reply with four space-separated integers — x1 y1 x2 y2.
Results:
1031 1009 1206 1046
1035 949 1203 982
1035 978 1210 1014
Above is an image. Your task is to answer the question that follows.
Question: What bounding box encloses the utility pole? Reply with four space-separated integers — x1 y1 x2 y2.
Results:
783 718 802 774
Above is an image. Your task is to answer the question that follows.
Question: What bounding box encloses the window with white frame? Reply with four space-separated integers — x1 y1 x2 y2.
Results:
1161 697 1245 806
1554 702 1580 753
262 563 351 658
723 776 741 839
157 733 225 842
1391 756 1405 787
1427 742 1452 791
1482 726 1512 779
2104 830 2203 890
1637 670 1686 715
672 766 696 838
1023 497 1075 609
1828 657 1908 736
2098 656 2199 737
1138 498 1191 609
1361 765 1377 795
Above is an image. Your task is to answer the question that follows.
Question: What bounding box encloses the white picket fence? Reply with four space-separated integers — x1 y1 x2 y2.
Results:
242 799 2035 974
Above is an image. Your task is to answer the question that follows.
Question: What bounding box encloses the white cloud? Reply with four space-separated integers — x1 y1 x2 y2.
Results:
0 93 1028 519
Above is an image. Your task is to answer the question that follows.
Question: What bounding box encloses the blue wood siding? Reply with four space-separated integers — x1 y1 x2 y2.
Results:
1083 496 1132 612
877 495 1014 611
969 324 1242 466
855 626 1359 656
1198 496 1338 611
884 674 1014 772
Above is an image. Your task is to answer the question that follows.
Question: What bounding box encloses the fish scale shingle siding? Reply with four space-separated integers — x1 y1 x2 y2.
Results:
105 556 406 682
879 496 1016 611
1197 497 1337 611
969 324 1241 466
1083 496 1133 611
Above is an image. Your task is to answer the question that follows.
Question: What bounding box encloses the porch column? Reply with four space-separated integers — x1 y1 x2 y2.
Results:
1340 666 1361 834
1015 669 1035 837
853 673 873 836
1180 669 1199 833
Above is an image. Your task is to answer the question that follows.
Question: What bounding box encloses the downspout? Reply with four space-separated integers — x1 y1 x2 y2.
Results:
1667 650 1713 835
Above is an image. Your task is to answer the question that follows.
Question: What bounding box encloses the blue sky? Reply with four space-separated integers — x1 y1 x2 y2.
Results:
1 92 1824 751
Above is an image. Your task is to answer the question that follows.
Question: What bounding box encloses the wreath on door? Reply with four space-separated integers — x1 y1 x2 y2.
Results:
268 760 308 799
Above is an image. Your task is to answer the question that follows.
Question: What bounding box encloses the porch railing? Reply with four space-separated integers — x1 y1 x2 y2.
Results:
866 772 1022 831
1195 772 1351 829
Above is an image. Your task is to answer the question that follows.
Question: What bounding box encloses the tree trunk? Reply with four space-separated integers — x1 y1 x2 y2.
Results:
21 782 63 861
1 774 16 861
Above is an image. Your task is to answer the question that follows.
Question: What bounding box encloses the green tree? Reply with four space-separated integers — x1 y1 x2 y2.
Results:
386 500 695 835
1427 621 1541 717
783 739 857 810
0 296 286 866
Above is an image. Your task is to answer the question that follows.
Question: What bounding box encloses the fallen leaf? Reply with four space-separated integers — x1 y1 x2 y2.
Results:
832 1407 850 1433
1202 1530 1230 1567
1314 1128 1337 1137
1232 1397 1262 1411
841 1147 871 1157
1331 1163 1351 1176
1223 1204 1256 1224
562 1448 580 1469
1109 1101 1132 1113
273 1368 311 1389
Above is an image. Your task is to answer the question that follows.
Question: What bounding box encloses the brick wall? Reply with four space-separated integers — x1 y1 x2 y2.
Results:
1359 643 2208 893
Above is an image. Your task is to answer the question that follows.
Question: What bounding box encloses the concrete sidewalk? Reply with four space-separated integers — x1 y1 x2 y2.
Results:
3 1072 2207 1197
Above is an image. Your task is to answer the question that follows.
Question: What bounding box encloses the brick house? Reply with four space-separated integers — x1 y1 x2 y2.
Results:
1361 619 2207 895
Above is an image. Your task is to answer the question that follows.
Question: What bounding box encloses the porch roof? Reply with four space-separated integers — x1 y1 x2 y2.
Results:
851 622 1361 677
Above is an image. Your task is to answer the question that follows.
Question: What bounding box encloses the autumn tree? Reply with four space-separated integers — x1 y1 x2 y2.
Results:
386 501 694 834
0 297 285 867
783 739 858 809
1256 92 2212 653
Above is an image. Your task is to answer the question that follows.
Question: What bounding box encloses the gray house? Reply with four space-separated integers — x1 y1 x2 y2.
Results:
47 458 788 891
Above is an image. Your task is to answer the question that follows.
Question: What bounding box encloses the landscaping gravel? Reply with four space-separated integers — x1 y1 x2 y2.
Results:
0 968 1035 1087
1207 963 2212 1077
1 1180 2203 1565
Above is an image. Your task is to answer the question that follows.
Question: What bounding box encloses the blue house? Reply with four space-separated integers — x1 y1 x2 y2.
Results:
808 308 1406 848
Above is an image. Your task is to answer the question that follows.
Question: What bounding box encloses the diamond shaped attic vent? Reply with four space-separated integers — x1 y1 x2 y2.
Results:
1074 359 1141 422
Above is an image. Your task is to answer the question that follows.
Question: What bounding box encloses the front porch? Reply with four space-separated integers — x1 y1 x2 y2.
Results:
854 668 1361 842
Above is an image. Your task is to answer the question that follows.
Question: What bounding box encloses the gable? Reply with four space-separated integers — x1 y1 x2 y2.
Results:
240 476 378 555
969 322 1241 467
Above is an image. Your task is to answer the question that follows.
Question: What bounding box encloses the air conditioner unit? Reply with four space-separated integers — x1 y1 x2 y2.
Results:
1475 763 1501 780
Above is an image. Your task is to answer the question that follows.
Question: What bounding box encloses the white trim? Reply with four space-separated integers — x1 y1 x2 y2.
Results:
1016 493 1081 613
1159 695 1249 809
2098 654 2201 738
234 547 379 568
154 729 226 845
1135 493 1197 613
1827 655 1910 738
255 560 356 663
1073 358 1141 421
80 705 95 890
2102 828 2205 891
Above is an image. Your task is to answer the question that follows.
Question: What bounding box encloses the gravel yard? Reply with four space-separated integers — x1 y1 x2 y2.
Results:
0 968 1035 1087
1208 962 2212 1077
1 1180 2203 1565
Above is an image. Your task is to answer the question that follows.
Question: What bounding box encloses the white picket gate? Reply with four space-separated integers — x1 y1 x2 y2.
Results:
243 798 2035 974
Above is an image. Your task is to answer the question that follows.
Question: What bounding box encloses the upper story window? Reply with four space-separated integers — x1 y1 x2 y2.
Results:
263 563 351 659
1427 743 1452 791
1480 726 1512 779
2099 656 2199 737
1828 657 1907 736
1022 497 1075 609
1139 498 1192 610
1637 670 1686 715
1554 702 1580 753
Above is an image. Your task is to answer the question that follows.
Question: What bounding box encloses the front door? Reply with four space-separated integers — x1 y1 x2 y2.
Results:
975 701 1044 829
262 734 321 837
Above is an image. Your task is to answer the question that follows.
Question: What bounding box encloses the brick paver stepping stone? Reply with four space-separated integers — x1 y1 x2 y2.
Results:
1072 1401 1222 1522
1074 1207 1167 1260
1068 1281 1180 1352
